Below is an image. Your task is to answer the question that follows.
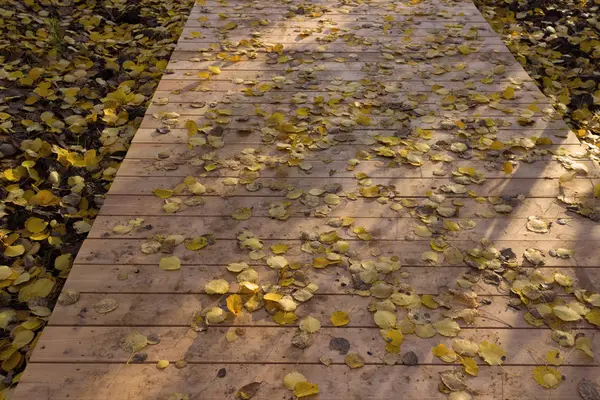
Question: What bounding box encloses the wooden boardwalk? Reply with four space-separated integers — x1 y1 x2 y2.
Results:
14 0 600 398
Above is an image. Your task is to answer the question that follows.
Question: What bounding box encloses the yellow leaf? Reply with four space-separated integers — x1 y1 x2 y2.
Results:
432 343 457 362
226 294 243 315
293 381 319 398
421 294 440 309
461 357 479 376
18 278 55 302
312 257 331 269
545 349 564 366
0 266 13 280
478 341 505 365
272 311 298 325
206 307 226 324
205 279 229 294
2 351 21 372
553 305 581 322
270 243 288 254
330 311 350 326
198 71 211 79
54 253 72 270
12 330 34 349
232 207 252 220
153 188 173 199
344 353 365 368
299 316 321 333
502 86 515 100
122 331 148 353
433 318 461 337
222 21 237 30
585 309 600 326
185 119 198 136
208 66 221 75
25 217 48 233
373 310 396 329
159 256 181 271
359 186 380 198
283 371 307 390
4 245 25 257
503 161 513 174
157 360 169 369
263 293 283 302
383 329 403 353
297 108 309 117
184 236 208 251
29 190 60 206
594 184 600 199
575 336 594 358
532 366 561 389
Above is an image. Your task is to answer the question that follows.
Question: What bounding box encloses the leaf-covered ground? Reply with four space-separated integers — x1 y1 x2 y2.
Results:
1 0 600 397
0 0 194 390
475 0 600 139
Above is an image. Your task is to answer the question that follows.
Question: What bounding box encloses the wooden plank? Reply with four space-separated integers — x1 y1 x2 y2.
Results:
139 114 570 131
155 78 539 92
74 239 600 267
85 215 600 243
160 66 536 82
183 13 491 24
184 12 488 22
149 89 550 106
99 196 574 219
178 26 503 39
175 36 506 47
107 176 594 198
175 41 511 53
166 59 516 72
183 20 496 30
132 127 583 145
187 0 483 9
30 326 600 364
49 294 545 328
16 364 506 400
146 106 552 120
167 50 515 63
190 5 488 14
63 264 600 294
89 215 403 240
117 160 594 180
120 141 584 161
186 4 486 14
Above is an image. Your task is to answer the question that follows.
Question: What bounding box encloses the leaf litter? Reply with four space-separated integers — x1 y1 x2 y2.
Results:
7 0 600 397
0 0 196 385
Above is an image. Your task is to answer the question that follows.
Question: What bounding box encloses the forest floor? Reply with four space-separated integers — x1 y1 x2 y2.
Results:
0 0 194 393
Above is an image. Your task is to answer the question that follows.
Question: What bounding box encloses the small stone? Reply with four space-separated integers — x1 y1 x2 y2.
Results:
175 360 188 369
217 368 227 378
156 127 170 134
402 351 419 366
